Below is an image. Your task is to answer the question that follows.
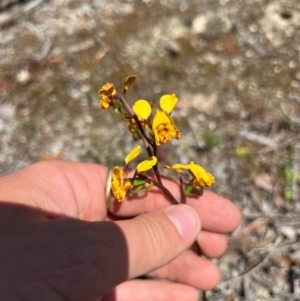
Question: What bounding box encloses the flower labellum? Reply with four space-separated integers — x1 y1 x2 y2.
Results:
188 162 215 187
152 109 180 145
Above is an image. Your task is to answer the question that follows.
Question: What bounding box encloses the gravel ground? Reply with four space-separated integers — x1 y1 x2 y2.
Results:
1 0 300 300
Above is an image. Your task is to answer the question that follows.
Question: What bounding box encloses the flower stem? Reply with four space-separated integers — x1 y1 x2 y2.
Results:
119 95 163 186
137 174 178 205
179 174 186 204
118 95 176 205
119 95 153 155
151 142 163 185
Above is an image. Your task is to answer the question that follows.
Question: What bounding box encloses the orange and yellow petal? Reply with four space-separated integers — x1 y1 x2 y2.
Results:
125 145 141 165
133 99 152 120
123 75 137 94
137 156 158 172
111 167 131 202
99 82 117 96
127 118 136 133
152 109 180 145
99 95 113 109
160 94 178 114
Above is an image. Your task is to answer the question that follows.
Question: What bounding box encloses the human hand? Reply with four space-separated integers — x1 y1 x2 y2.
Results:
0 161 240 301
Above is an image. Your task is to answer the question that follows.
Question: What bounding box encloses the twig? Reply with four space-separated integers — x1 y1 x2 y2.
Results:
251 273 300 301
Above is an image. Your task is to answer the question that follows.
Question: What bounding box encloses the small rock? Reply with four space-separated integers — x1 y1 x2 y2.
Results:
260 2 300 47
278 225 297 241
166 39 181 57
289 251 300 264
16 69 30 84
192 9 232 38
254 173 274 193
191 14 207 34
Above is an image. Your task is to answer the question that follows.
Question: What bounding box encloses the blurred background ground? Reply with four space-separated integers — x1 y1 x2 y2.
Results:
1 0 300 300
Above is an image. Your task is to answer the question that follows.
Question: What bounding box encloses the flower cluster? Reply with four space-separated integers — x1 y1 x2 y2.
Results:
98 75 215 204
132 95 180 145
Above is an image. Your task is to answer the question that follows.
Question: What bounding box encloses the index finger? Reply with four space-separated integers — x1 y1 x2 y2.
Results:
108 178 241 233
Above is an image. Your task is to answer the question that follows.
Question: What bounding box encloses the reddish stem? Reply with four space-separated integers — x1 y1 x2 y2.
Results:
136 174 178 205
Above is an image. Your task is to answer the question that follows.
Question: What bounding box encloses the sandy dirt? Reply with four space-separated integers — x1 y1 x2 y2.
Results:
0 0 300 299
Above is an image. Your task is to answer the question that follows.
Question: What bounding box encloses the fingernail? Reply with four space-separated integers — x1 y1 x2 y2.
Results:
165 205 200 239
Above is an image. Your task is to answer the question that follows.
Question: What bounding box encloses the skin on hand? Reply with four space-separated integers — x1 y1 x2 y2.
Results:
0 161 241 301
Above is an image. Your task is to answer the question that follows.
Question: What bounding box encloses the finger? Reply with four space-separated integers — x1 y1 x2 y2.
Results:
109 184 241 233
107 217 228 258
196 231 227 258
0 160 240 233
187 191 241 233
116 204 201 279
148 249 220 291
102 279 200 301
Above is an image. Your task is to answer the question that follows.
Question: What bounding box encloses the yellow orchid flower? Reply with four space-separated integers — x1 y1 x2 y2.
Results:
99 82 117 109
137 156 157 172
111 166 132 202
125 145 141 165
152 109 180 145
160 94 178 114
164 161 215 188
132 99 152 121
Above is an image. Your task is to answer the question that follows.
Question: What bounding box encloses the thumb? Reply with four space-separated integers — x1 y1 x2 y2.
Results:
0 203 200 300
115 204 201 279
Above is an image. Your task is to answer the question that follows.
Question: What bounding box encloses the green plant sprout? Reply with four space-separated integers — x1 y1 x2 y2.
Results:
283 167 300 201
99 75 215 205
